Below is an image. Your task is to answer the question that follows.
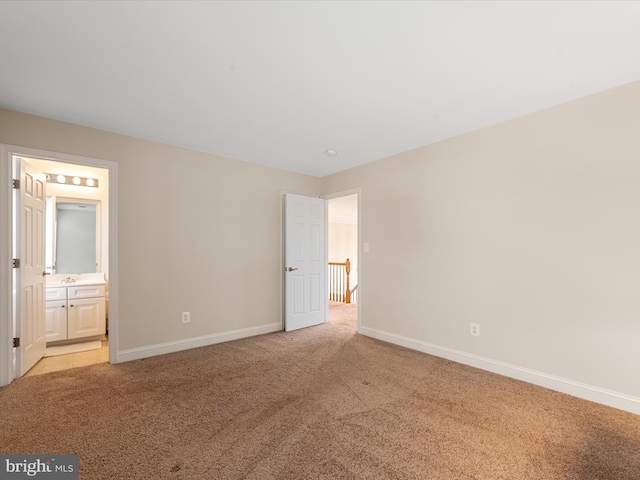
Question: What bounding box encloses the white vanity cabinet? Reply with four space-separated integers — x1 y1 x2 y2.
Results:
45 284 106 342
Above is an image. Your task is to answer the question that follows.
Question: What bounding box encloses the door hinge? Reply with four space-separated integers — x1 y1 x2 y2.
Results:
12 179 19 189
13 338 20 348
13 259 20 268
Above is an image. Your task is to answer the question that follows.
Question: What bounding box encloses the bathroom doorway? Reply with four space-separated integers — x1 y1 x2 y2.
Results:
0 144 118 384
21 156 109 376
326 190 360 332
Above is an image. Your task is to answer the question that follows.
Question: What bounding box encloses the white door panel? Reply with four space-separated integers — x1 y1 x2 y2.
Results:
284 194 326 331
18 159 47 375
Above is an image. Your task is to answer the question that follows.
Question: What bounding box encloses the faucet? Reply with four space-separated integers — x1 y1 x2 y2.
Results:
63 276 76 283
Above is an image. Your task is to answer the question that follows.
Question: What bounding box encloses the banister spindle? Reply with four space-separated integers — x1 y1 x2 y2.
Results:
345 259 351 304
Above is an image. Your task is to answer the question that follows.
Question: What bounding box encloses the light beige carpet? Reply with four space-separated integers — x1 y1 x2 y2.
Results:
1 302 639 479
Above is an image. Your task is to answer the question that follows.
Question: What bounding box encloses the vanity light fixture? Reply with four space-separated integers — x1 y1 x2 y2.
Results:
46 173 99 188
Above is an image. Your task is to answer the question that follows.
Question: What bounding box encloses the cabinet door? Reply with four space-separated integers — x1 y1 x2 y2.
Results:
67 297 106 339
45 300 68 342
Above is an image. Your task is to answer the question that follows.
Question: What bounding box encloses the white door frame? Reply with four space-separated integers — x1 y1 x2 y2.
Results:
323 188 361 332
0 144 118 386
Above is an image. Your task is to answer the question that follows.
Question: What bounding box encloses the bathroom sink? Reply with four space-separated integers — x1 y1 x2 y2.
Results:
54 279 106 286
46 273 106 286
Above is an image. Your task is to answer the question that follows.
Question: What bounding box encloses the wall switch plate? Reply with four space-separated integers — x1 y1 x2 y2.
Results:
470 323 480 336
364 242 370 253
182 312 190 324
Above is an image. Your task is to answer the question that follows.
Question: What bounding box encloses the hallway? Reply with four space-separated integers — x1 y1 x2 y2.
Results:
328 300 357 330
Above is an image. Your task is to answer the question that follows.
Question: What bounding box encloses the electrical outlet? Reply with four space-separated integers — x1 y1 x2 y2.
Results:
181 312 190 324
470 323 480 336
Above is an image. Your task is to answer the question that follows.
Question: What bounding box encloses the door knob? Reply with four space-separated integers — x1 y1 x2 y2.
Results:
286 267 298 272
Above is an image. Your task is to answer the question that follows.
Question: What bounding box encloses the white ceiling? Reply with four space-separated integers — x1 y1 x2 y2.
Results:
1 1 639 177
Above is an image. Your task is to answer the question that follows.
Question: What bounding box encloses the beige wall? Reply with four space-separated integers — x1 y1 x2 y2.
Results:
3 81 640 409
322 81 640 402
0 108 320 351
328 222 358 288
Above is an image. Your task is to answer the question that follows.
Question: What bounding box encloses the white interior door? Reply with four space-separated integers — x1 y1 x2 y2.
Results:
284 194 326 331
17 158 47 376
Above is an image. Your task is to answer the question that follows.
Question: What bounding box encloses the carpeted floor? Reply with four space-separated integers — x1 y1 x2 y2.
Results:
1 302 639 479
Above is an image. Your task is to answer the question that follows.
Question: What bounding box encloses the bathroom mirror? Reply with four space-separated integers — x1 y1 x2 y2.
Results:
46 197 102 274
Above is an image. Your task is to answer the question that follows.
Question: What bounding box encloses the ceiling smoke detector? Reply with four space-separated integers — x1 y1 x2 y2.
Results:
324 149 338 157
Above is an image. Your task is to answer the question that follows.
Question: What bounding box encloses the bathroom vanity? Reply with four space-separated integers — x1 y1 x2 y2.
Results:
45 274 107 343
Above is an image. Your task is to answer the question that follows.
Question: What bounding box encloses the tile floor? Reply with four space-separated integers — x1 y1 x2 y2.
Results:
24 339 109 377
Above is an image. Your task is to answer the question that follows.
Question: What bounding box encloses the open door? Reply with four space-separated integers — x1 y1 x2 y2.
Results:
16 158 47 376
284 194 326 331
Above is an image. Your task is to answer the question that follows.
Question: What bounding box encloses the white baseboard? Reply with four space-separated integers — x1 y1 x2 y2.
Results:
116 322 282 363
359 326 640 416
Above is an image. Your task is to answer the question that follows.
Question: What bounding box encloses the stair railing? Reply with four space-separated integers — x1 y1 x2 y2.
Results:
328 258 351 303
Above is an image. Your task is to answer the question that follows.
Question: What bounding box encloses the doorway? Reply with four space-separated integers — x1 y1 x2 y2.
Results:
326 191 360 332
0 144 118 386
